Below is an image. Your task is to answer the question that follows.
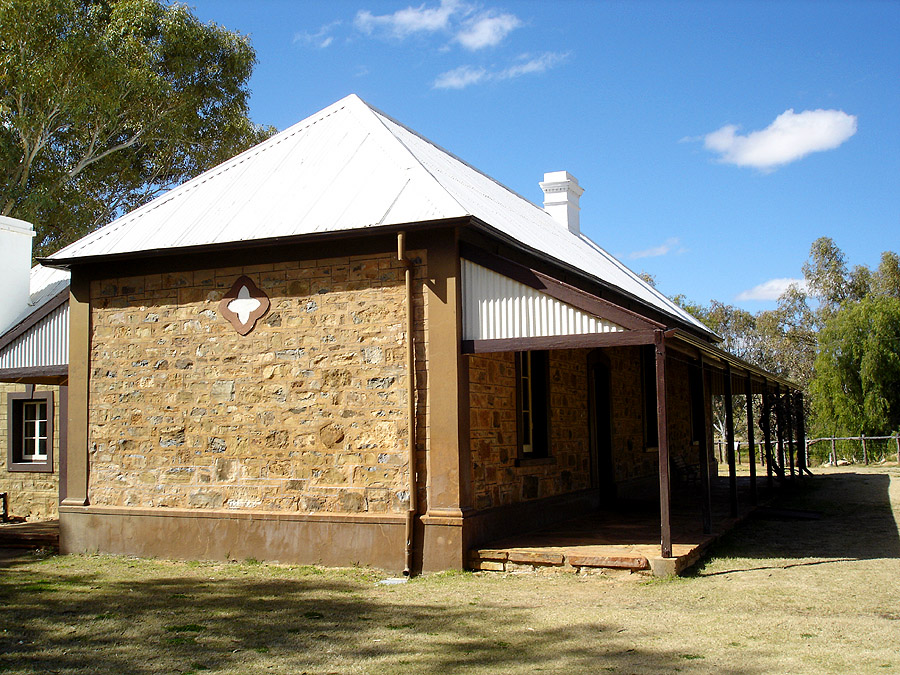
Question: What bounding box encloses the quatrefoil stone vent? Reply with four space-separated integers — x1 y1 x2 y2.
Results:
218 275 270 335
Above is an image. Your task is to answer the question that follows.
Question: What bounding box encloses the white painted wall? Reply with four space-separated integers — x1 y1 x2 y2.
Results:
0 216 35 334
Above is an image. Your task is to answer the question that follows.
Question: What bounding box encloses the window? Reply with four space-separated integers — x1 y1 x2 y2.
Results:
7 389 54 473
641 345 658 449
516 351 550 460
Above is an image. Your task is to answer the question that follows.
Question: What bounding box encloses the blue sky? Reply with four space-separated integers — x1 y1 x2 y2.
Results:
188 0 898 310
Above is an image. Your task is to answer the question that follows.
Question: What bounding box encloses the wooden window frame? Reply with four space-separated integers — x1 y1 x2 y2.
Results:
7 388 54 473
515 350 552 463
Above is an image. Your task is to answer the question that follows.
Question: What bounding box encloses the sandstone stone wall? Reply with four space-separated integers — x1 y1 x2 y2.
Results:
469 346 703 508
606 346 702 496
88 252 425 515
0 383 61 520
469 349 591 510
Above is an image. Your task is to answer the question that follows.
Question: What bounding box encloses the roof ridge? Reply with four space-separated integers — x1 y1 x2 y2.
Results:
347 95 470 219
359 97 547 217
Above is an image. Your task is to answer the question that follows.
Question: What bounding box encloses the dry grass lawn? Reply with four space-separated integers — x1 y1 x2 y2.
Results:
1 465 899 674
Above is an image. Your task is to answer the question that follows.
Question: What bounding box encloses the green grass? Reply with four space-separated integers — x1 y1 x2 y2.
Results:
0 466 898 674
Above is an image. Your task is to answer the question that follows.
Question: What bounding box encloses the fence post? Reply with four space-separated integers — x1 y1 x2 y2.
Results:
831 437 836 465
896 435 900 464
861 435 868 465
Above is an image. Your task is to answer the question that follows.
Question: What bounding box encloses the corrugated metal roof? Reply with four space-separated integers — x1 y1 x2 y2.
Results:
46 94 709 335
8 266 70 329
0 265 70 369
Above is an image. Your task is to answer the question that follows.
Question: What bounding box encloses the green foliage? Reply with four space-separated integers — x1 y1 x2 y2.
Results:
674 237 900 440
0 0 274 256
811 296 900 436
803 236 850 317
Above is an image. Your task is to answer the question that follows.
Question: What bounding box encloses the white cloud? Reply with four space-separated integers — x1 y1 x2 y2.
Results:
629 237 686 260
499 52 568 79
456 12 521 50
355 1 524 52
433 65 487 89
433 51 568 89
355 0 463 38
293 21 342 49
704 109 857 171
736 278 808 301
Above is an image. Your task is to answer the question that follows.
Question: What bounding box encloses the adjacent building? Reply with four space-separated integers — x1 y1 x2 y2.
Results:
0 216 70 520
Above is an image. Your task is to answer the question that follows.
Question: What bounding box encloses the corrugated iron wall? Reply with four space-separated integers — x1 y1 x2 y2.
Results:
0 303 69 369
461 259 624 341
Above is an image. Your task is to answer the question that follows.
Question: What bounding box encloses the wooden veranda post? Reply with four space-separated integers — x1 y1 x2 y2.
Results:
795 392 808 478
775 384 786 473
785 390 796 478
655 331 672 558
762 386 774 490
724 364 738 518
744 376 757 505
697 361 712 535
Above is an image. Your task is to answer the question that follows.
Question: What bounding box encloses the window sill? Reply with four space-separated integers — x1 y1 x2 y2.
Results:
514 456 557 467
8 461 53 473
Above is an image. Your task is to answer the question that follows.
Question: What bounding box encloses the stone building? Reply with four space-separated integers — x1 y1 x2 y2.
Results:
42 95 802 572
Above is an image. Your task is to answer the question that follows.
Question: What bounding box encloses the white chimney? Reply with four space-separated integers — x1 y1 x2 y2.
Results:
0 215 35 334
540 171 584 235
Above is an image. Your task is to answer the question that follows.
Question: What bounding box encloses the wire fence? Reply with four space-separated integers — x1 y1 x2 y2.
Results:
806 436 900 466
714 436 900 468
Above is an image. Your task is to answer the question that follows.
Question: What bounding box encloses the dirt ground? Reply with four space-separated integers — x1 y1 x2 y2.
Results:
1 465 898 674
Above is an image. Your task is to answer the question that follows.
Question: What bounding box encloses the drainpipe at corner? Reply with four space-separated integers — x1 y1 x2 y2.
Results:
398 232 418 576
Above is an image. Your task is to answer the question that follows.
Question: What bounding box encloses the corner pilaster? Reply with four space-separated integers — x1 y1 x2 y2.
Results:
422 228 473 570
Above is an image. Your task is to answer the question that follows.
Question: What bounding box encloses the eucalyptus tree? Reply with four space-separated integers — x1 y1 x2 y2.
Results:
0 0 273 256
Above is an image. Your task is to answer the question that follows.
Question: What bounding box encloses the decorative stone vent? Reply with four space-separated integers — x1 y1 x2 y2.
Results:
218 275 270 335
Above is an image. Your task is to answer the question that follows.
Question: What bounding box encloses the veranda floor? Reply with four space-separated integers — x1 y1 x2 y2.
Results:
469 473 791 576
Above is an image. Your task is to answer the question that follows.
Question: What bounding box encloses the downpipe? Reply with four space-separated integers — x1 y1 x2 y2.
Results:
398 232 418 576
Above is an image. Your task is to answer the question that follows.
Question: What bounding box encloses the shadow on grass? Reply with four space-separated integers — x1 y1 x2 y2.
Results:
0 558 754 674
696 469 900 574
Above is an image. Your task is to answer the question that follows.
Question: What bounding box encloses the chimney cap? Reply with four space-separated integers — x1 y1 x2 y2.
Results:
0 215 35 237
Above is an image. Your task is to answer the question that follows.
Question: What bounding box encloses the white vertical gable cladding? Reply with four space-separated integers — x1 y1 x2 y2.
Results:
0 302 69 369
462 260 624 341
